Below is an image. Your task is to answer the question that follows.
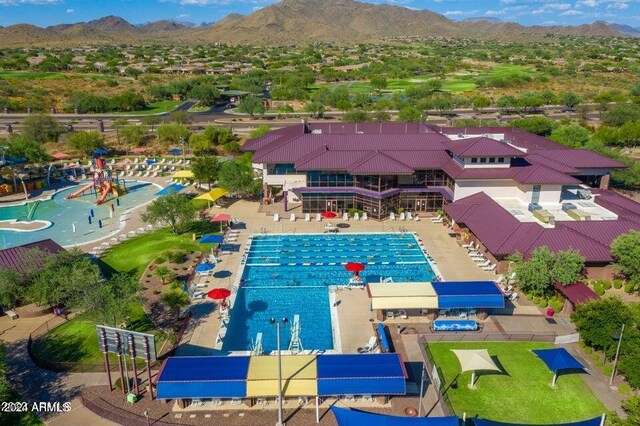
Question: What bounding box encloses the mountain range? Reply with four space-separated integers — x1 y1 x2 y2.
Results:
0 0 634 48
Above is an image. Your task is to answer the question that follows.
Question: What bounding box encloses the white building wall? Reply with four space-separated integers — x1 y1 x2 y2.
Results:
453 180 521 201
262 168 307 203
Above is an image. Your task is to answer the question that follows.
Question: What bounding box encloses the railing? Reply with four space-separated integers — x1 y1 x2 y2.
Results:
81 396 183 426
418 335 455 416
422 332 556 342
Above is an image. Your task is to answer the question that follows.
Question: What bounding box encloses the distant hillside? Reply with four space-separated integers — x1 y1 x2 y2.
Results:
0 0 629 47
463 17 503 24
607 22 640 36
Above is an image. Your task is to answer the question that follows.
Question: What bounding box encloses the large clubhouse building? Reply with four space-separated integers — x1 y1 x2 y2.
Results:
244 122 640 277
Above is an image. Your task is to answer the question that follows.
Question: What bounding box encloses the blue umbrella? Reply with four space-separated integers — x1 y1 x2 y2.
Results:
92 149 108 157
168 148 182 155
195 263 215 273
146 159 158 165
200 235 224 244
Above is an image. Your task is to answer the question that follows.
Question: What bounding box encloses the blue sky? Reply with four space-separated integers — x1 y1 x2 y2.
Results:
0 0 639 28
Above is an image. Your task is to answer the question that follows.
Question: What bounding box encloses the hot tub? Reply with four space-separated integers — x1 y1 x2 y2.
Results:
432 319 478 331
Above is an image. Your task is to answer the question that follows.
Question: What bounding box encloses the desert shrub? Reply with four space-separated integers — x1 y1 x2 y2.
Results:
156 253 168 264
549 299 564 313
594 282 605 296
625 282 636 294
613 279 623 290
167 250 186 264
533 296 540 304
601 280 612 290
537 298 548 309
603 364 613 377
619 384 630 394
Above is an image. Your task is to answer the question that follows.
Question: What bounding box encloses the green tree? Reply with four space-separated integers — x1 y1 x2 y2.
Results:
141 192 196 235
157 123 191 146
611 230 640 281
66 131 104 157
154 265 173 285
398 106 423 122
218 160 260 196
142 115 161 132
236 95 265 117
6 135 50 163
169 110 192 124
370 76 387 92
558 91 582 110
119 124 146 148
549 124 590 148
602 104 640 127
249 125 271 139
512 247 555 296
22 114 62 144
189 134 212 156
342 109 370 122
191 156 221 189
203 126 233 146
510 117 557 136
471 96 490 113
571 297 632 357
161 286 191 320
188 84 220 106
551 250 585 286
76 273 141 327
304 101 325 119
0 268 24 309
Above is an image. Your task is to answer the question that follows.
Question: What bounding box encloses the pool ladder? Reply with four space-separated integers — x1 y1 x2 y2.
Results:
26 200 40 221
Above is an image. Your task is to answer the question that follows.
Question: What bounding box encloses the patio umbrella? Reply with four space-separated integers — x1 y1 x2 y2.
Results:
132 147 147 154
196 188 229 203
321 211 337 219
451 349 501 389
92 149 108 157
52 152 69 160
207 288 231 300
345 262 365 274
169 148 183 155
195 263 215 273
211 213 232 223
172 170 194 179
532 348 586 387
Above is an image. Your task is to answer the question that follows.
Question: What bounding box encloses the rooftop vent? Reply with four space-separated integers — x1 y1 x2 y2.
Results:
311 129 323 134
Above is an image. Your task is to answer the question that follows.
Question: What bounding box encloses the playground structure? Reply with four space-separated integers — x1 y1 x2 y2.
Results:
66 158 127 205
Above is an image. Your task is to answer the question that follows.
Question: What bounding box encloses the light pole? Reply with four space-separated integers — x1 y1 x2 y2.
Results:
143 410 150 426
609 324 625 387
270 317 288 426
180 136 186 170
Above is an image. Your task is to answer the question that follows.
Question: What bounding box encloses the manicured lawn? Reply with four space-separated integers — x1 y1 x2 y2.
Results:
0 70 66 80
428 342 605 424
100 222 214 279
121 100 182 115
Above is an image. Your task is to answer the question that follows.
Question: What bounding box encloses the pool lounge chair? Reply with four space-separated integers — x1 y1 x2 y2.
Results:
414 214 420 221
431 214 442 222
354 213 360 221
462 242 474 249
305 213 311 222
399 212 405 221
399 309 408 319
273 213 279 222
316 213 322 221
343 212 349 221
433 217 444 223
361 336 377 353
478 260 491 268
290 213 296 222
483 264 497 272
390 212 396 221
362 212 368 220
407 212 413 220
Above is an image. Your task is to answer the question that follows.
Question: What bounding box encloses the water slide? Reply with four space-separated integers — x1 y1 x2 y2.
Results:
95 181 112 205
66 182 95 199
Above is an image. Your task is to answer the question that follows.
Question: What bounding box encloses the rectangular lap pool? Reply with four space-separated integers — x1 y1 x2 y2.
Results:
221 233 436 353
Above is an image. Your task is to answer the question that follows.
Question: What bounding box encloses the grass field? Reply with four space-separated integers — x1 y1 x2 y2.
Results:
121 100 182 115
0 70 67 80
428 342 605 424
99 222 212 279
314 65 536 95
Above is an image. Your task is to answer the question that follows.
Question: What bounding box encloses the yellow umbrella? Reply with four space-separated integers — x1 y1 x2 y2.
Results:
172 170 194 179
195 188 229 203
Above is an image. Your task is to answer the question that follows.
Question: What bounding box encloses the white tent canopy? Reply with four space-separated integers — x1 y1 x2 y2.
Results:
451 349 500 389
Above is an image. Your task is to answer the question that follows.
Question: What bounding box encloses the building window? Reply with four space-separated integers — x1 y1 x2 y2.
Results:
479 158 487 163
267 164 297 175
497 157 505 163
470 158 478 164
489 158 496 163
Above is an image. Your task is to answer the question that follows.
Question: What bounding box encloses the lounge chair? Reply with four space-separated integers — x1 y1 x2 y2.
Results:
407 212 413 220
362 336 377 353
290 213 296 222
305 213 311 222
386 310 394 319
399 212 405 221
362 212 368 221
478 260 491 268
414 214 420 221
316 213 322 221
399 309 408 319
431 214 442 222
462 242 474 249
390 212 396 221
483 264 497 272
433 217 444 223
354 213 360 221
273 213 279 222
343 212 349 221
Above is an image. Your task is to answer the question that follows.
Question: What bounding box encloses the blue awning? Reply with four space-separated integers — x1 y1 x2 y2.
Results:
195 263 214 272
532 348 585 373
378 323 391 353
472 417 602 426
200 235 224 244
332 407 459 426
317 354 406 396
433 281 505 309
156 356 250 399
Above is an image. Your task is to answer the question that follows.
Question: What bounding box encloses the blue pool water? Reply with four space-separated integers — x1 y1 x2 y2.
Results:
221 233 436 353
155 183 185 196
0 180 159 249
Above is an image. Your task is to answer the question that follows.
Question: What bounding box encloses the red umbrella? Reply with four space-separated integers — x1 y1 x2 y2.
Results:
345 262 366 273
321 211 337 218
207 288 231 300
52 152 70 160
133 147 147 154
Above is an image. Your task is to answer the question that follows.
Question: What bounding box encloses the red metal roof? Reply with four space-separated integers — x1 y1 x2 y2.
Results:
445 137 526 158
554 282 599 306
0 239 65 273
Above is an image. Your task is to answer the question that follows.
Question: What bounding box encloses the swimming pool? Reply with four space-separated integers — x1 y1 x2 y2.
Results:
221 233 436 353
0 180 159 249
155 183 186 196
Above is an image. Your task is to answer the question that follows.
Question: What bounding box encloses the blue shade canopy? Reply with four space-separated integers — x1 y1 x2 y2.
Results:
332 407 459 426
472 417 603 426
92 149 108 156
195 263 215 272
432 281 505 309
200 235 224 244
532 348 585 373
169 148 183 154
146 159 158 165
